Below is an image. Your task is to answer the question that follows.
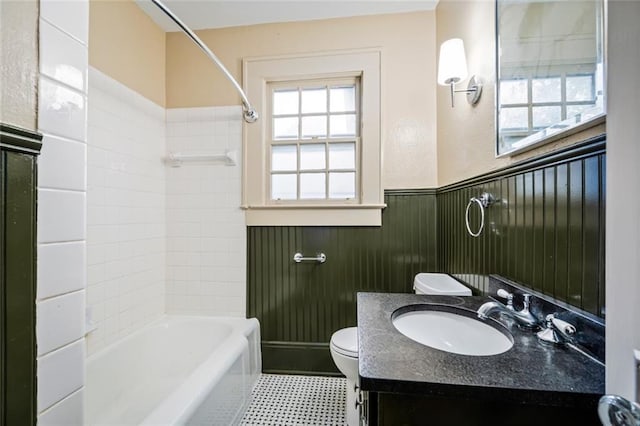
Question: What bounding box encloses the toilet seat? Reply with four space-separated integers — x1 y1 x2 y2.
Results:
330 327 358 358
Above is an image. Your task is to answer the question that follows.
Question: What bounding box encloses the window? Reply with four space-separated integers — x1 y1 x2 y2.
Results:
499 72 597 145
243 50 383 226
269 79 359 203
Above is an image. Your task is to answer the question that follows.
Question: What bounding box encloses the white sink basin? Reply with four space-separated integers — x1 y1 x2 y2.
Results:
392 309 513 356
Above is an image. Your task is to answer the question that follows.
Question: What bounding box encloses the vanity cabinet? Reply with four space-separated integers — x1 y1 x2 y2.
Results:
357 292 604 426
365 391 601 426
0 124 42 424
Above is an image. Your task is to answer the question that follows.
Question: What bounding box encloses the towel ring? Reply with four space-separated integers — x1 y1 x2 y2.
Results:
465 198 485 237
465 192 495 238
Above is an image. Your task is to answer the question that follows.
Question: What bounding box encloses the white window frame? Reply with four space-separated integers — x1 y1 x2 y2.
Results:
243 50 384 226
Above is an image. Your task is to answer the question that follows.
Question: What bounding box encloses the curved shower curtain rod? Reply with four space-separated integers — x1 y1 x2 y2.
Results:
151 0 259 123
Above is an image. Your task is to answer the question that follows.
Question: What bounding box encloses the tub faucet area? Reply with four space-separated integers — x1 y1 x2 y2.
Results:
477 293 539 329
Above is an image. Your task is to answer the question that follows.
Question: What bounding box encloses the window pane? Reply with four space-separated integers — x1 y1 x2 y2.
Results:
273 117 298 139
301 115 327 139
500 79 528 104
300 173 326 199
532 77 561 103
273 90 298 115
329 143 355 169
329 172 355 199
272 145 297 171
567 104 595 119
566 75 594 102
301 88 327 114
330 114 356 138
500 107 528 130
271 174 297 200
532 106 561 128
300 144 326 170
330 86 356 112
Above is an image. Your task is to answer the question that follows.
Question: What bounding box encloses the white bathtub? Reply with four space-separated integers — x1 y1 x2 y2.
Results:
86 316 261 426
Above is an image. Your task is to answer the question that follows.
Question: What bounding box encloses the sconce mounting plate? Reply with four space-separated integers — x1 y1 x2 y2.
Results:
466 75 483 105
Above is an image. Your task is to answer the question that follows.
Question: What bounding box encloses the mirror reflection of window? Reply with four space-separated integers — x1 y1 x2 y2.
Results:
497 0 605 155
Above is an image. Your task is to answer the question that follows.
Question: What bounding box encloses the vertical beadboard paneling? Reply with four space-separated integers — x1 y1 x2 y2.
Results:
249 138 606 375
247 190 438 372
438 138 606 317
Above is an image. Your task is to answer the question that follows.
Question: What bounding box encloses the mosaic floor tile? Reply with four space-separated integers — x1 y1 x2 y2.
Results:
240 374 346 426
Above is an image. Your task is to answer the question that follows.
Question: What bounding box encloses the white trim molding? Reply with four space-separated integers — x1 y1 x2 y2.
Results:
243 49 383 226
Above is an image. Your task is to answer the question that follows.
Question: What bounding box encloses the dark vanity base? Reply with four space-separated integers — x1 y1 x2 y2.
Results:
368 392 601 426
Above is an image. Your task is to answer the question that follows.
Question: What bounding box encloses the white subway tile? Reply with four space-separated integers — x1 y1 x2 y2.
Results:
39 78 86 143
39 19 87 92
40 0 89 45
38 242 86 300
38 388 84 425
39 135 86 191
86 69 166 353
38 190 86 243
165 106 245 316
37 340 85 413
37 291 85 356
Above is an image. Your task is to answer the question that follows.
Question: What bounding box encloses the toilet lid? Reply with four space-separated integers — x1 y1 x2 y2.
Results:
413 273 472 296
330 327 358 357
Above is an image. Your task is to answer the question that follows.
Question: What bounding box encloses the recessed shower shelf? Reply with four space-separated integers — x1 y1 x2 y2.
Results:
167 150 237 167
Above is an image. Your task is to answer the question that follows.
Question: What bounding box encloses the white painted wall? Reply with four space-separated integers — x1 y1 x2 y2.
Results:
85 68 166 356
605 0 640 402
36 0 89 422
165 107 246 316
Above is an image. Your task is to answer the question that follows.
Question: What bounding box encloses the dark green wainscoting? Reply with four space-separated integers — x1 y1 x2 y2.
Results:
438 136 606 318
247 190 438 374
1 124 42 425
247 135 606 374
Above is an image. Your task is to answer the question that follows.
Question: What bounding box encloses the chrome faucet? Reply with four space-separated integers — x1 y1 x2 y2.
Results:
477 293 539 329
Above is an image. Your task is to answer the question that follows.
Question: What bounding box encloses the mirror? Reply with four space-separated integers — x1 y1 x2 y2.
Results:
496 0 605 156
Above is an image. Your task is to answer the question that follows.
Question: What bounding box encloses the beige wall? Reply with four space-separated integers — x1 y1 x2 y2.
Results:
89 0 166 106
435 0 605 187
166 12 439 189
0 0 39 130
86 1 608 188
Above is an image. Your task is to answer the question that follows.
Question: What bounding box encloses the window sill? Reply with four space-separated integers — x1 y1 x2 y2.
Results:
243 204 386 226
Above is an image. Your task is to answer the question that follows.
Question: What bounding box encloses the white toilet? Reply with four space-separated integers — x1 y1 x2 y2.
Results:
329 273 471 426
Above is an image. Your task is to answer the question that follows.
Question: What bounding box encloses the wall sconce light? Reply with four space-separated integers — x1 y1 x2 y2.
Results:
437 38 482 107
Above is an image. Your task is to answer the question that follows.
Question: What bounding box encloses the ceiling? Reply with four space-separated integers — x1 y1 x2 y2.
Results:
135 0 439 32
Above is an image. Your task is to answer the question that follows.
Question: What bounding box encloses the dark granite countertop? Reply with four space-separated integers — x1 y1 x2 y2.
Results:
357 292 604 408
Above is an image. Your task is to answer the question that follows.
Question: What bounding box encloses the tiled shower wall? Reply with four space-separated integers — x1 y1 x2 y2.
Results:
86 68 166 355
165 107 246 316
36 0 89 422
86 76 245 353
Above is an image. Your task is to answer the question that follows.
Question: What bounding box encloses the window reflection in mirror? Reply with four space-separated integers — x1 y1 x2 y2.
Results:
496 0 605 156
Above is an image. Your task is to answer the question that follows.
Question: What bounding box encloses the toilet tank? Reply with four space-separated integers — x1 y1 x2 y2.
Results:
413 273 472 296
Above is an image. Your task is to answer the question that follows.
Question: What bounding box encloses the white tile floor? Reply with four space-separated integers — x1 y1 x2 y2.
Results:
240 374 347 426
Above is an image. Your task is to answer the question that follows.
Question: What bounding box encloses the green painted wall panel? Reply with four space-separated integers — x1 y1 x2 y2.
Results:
247 191 439 373
248 138 606 374
555 163 570 303
1 150 38 424
438 141 606 317
542 167 556 297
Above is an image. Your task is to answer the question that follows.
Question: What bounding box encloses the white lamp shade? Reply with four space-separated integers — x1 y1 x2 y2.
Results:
437 38 468 86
